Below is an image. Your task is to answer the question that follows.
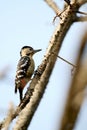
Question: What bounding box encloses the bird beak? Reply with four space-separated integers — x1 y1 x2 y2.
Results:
34 49 42 53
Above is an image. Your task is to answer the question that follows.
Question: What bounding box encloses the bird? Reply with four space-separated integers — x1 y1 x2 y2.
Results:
15 46 42 101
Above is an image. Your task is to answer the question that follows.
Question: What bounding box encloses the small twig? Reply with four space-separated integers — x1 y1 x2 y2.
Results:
75 16 87 22
77 0 87 6
52 52 76 68
58 55 76 68
53 8 66 22
53 3 71 23
76 11 87 15
53 1 87 23
44 0 61 14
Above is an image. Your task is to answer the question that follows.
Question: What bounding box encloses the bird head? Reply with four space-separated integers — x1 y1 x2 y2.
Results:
20 46 42 57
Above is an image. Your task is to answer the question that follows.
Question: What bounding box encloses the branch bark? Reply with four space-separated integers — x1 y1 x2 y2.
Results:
44 0 61 14
59 32 87 130
77 0 87 6
71 0 77 4
75 16 87 22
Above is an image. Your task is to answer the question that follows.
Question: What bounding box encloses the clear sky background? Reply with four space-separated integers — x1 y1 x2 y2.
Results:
0 0 87 130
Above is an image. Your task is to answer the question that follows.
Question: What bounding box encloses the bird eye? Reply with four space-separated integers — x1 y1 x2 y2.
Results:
29 47 33 51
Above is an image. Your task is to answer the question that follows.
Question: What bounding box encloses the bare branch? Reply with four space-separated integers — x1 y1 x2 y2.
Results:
75 16 87 22
77 11 87 15
2 102 15 130
71 0 77 4
77 0 87 6
60 62 87 130
44 0 61 14
52 52 77 67
60 32 87 130
57 55 76 68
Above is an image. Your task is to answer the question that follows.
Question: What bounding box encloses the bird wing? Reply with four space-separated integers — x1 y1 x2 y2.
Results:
15 56 31 93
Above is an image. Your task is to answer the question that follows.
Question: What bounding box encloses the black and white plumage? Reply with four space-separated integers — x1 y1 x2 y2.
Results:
15 46 41 102
15 56 31 100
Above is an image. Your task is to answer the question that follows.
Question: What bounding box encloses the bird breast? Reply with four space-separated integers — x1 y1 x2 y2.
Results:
26 58 35 78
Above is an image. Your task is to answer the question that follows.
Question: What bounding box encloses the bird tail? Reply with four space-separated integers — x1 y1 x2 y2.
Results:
19 88 23 102
15 85 17 93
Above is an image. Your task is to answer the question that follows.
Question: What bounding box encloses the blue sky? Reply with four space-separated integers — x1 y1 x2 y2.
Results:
0 0 87 130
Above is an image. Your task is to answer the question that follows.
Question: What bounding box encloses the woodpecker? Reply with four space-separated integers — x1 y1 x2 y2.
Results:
15 46 41 101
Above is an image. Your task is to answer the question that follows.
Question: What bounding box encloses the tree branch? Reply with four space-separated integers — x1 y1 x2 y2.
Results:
60 61 87 130
77 0 87 6
59 32 87 130
75 16 87 22
71 0 77 4
44 0 61 14
1 103 15 130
